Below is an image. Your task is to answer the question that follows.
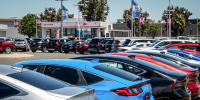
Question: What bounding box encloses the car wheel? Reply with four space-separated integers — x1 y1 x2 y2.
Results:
90 52 94 54
79 51 84 54
48 50 54 53
0 51 3 53
42 46 47 52
4 46 12 54
64 51 69 54
32 50 36 53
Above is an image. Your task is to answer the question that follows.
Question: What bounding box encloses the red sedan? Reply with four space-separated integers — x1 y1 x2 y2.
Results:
109 53 200 97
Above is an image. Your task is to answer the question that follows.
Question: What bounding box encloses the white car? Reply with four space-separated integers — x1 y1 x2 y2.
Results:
132 39 196 50
118 42 151 52
0 65 96 100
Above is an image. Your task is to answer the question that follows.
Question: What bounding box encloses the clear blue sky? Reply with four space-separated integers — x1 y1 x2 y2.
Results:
0 0 199 22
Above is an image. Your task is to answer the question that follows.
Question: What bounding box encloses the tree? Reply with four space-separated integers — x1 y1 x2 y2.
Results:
198 21 200 31
78 0 110 21
116 21 121 24
172 14 185 36
162 6 192 36
147 21 161 39
18 14 41 38
123 7 150 36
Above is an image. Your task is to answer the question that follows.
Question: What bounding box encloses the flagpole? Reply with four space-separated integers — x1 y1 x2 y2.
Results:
61 1 63 38
36 14 38 38
131 0 133 39
139 16 141 37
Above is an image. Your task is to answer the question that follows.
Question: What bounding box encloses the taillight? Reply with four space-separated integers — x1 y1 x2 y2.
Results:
169 81 176 87
54 43 59 45
169 76 189 89
96 44 100 46
111 83 149 96
76 45 79 48
69 45 73 46
83 44 89 48
122 49 128 51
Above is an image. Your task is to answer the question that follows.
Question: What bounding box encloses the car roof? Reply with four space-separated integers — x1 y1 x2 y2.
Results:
165 43 200 47
12 59 100 71
0 65 21 75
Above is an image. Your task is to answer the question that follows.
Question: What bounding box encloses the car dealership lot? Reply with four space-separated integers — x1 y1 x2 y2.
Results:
0 51 84 66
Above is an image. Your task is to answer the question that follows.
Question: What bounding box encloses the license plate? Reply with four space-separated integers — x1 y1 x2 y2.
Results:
112 46 115 48
65 46 67 48
50 44 53 46
102 45 104 47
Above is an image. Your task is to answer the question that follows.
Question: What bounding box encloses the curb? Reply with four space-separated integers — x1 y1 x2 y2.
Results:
0 53 34 59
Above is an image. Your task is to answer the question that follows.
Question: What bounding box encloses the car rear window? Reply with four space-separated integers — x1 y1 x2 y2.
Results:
82 40 91 44
152 57 182 68
100 40 107 44
7 71 69 90
15 39 24 42
33 39 42 42
123 39 131 44
94 64 140 81
50 40 58 42
90 39 99 44
106 40 114 44
113 40 120 44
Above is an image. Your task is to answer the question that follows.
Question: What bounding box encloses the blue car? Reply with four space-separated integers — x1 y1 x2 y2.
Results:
157 49 200 61
12 59 155 100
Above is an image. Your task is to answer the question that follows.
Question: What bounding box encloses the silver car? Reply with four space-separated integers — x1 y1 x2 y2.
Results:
14 38 29 52
0 65 96 100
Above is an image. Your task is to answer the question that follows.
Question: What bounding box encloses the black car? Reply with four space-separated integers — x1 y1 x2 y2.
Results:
68 37 86 41
47 38 70 53
62 40 84 54
30 38 50 52
70 55 191 100
104 39 114 53
124 50 200 72
88 38 106 54
99 39 109 53
111 39 125 52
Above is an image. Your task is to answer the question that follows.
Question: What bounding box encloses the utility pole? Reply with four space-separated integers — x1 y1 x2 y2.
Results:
131 0 133 39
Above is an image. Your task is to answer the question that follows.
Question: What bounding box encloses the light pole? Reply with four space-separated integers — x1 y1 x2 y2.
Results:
74 4 84 41
194 18 200 40
55 0 67 38
159 20 165 37
165 0 174 39
32 13 41 38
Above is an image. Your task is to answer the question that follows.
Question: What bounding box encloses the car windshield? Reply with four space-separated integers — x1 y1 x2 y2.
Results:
123 39 131 44
90 39 99 44
149 41 160 47
8 71 70 90
15 39 24 42
33 39 42 42
113 40 120 44
94 64 140 81
82 40 91 44
127 43 136 47
106 40 114 44
5 39 12 41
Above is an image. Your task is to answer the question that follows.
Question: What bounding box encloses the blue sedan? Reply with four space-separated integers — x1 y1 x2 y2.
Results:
13 59 155 100
157 49 200 61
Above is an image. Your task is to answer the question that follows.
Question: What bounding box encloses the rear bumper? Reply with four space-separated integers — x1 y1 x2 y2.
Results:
188 82 200 97
88 48 98 52
30 46 42 50
77 48 88 52
15 46 26 49
62 46 73 51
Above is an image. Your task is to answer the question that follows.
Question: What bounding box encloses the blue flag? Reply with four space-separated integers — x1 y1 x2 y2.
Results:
62 5 68 21
132 0 140 18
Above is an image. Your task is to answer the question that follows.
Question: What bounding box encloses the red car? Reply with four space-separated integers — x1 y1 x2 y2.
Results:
0 40 15 54
109 53 200 97
76 39 91 54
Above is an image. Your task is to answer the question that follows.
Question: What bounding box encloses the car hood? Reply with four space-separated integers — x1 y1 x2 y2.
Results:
46 86 94 99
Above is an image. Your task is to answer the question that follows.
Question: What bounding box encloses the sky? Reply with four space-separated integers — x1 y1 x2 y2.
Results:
0 0 199 23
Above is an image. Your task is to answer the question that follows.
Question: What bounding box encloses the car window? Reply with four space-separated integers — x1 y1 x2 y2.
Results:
106 40 114 44
44 65 79 85
81 71 104 85
167 45 180 49
168 51 191 59
136 44 144 47
0 82 19 99
100 40 107 44
123 39 131 44
49 40 57 43
90 39 99 44
146 44 150 46
149 41 160 47
14 39 24 42
157 41 171 47
33 39 42 42
99 60 125 70
126 64 143 75
23 65 43 72
171 41 182 44
8 71 69 90
182 45 197 50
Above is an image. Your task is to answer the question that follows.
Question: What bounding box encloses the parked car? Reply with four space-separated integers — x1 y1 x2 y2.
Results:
47 38 70 53
76 39 91 54
12 59 155 100
124 50 200 72
161 43 200 50
0 65 96 100
109 53 200 98
118 42 151 52
70 55 191 100
4 38 14 43
88 38 107 54
122 39 155 47
68 37 86 41
111 39 126 52
30 38 50 52
14 38 29 52
62 40 84 54
0 40 15 54
99 39 109 53
132 39 196 50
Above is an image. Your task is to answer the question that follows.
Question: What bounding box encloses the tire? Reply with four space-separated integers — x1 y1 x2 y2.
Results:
64 51 69 54
4 46 12 54
90 52 94 54
0 51 3 53
42 46 47 52
32 50 36 53
48 50 54 53
79 51 84 54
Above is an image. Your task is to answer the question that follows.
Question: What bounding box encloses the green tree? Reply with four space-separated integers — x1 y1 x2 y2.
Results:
116 21 121 24
147 21 161 39
123 7 150 36
198 21 200 31
18 14 41 38
78 0 110 21
162 6 192 36
172 14 185 36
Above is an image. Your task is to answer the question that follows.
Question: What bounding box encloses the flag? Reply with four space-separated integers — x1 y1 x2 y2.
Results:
83 17 87 25
14 20 18 28
19 21 21 29
62 5 68 21
168 17 171 25
132 0 140 18
140 15 144 25
36 17 40 26
56 29 60 39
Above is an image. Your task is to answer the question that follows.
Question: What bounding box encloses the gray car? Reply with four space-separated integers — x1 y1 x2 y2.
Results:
0 65 96 100
14 38 29 52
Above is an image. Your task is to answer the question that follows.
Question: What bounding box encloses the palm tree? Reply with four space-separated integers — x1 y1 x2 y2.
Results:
172 14 186 36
